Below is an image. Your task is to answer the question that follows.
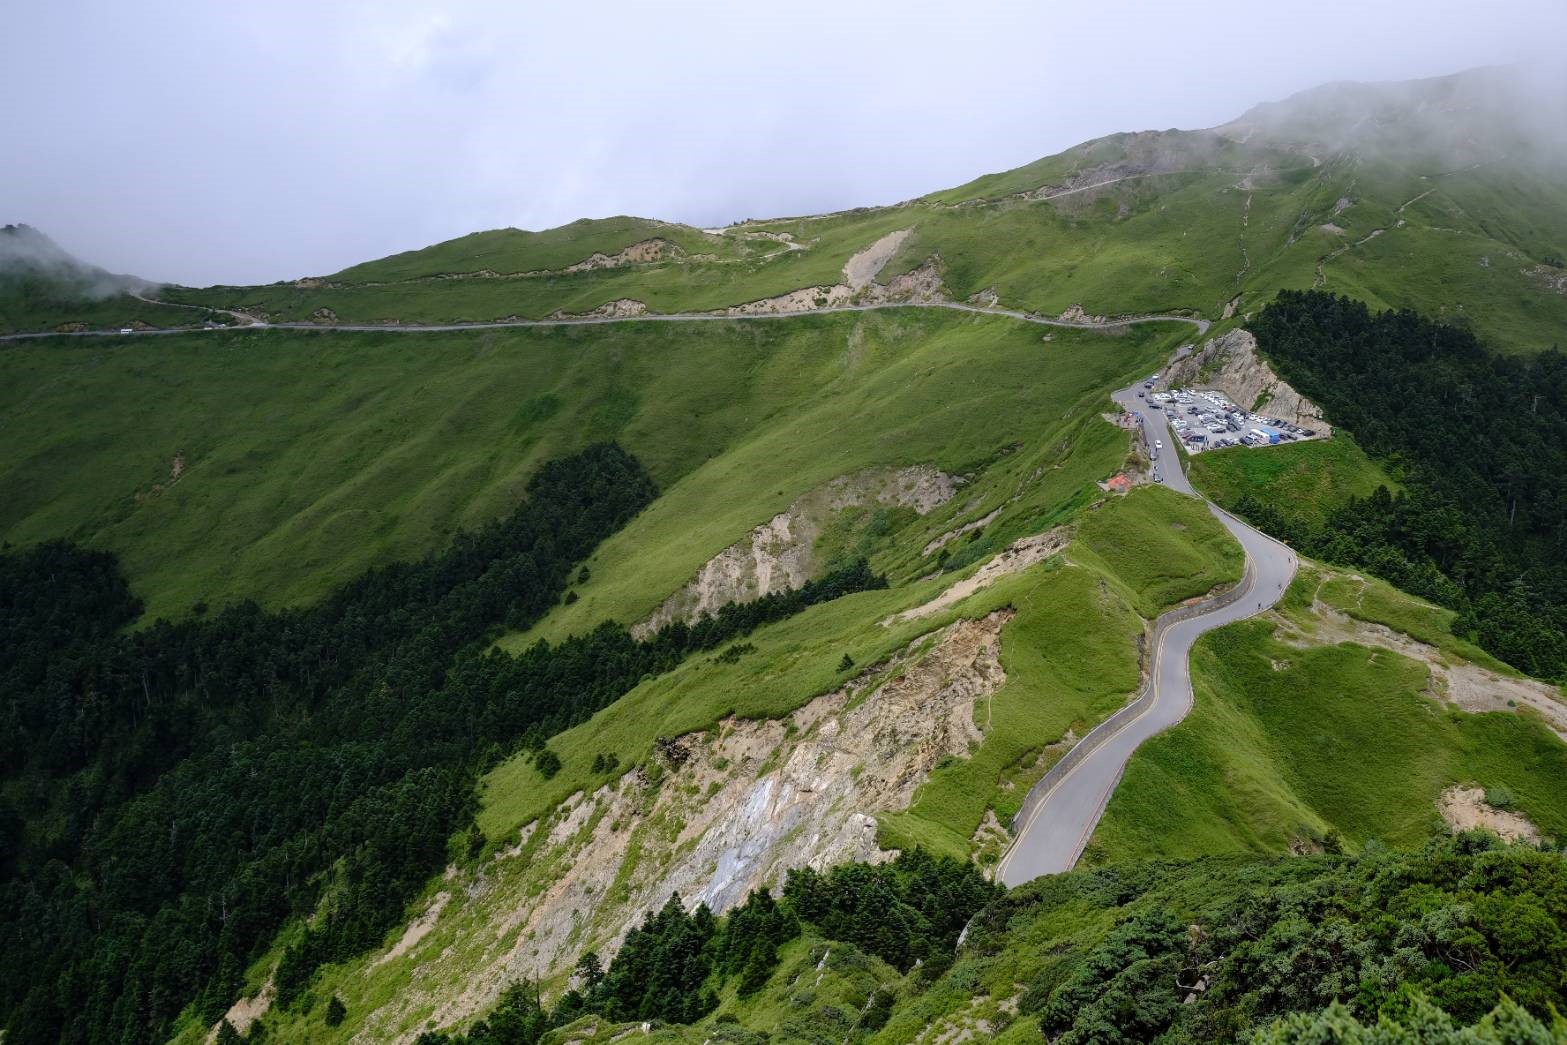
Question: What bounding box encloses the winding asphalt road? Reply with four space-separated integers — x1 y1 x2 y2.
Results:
996 382 1297 887
0 299 1209 341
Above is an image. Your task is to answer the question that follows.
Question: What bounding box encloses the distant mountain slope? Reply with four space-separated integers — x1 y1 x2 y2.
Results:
327 215 765 283
136 67 1567 352
0 223 200 334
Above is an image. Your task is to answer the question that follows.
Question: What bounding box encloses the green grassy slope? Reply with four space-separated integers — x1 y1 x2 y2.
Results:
1188 435 1394 529
6 71 1563 352
329 216 753 282
0 312 1176 622
147 146 1567 351
163 209 916 323
0 280 205 334
1087 564 1567 863
496 318 1175 647
479 436 1216 854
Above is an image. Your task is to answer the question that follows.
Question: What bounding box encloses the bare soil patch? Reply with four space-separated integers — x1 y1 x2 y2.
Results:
888 528 1067 624
1438 786 1540 843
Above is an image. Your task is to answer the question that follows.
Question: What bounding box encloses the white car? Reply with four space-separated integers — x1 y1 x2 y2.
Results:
1155 439 1163 449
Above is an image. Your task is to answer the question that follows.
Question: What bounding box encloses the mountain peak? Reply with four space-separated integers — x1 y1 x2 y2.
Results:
0 223 154 297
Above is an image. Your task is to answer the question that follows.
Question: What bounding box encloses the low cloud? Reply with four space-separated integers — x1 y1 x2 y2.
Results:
3 0 1565 285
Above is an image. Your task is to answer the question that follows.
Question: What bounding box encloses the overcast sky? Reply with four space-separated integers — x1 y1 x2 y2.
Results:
4 0 1564 285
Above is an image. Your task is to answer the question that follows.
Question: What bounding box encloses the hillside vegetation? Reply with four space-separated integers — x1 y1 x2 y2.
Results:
1206 290 1567 678
1090 562 1567 865
0 313 1172 624
244 836 1567 1044
2 65 1567 1045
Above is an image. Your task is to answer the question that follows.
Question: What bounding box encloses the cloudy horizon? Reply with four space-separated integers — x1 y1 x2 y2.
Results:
5 0 1565 286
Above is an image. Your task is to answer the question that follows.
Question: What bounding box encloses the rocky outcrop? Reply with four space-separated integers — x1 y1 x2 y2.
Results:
1058 303 1110 325
633 465 957 638
1160 328 1329 431
720 284 854 316
546 298 649 320
563 238 681 273
1438 786 1540 843
714 230 948 316
355 611 1013 1041
889 528 1067 623
1527 263 1567 295
842 229 911 289
867 256 946 304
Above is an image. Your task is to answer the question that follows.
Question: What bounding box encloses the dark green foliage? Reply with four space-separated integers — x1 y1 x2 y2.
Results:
550 850 990 1034
837 653 855 672
971 834 1567 1042
0 442 893 1043
534 748 562 779
590 752 620 774
0 446 651 1043
781 848 1001 972
1253 995 1558 1042
414 981 550 1045
713 642 755 665
596 894 720 1023
1234 291 1567 678
712 889 797 996
859 988 895 1032
214 1021 242 1045
325 995 346 1027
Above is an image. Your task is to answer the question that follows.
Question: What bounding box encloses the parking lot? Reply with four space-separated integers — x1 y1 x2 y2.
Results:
1132 380 1324 454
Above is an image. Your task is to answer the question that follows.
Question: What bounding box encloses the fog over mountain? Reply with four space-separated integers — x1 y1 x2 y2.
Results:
0 224 153 298
3 0 1565 285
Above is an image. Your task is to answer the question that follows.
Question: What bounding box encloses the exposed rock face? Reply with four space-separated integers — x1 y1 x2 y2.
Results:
356 611 1013 1042
890 528 1068 623
633 465 957 638
1057 303 1109 325
563 238 680 273
716 230 948 316
1160 328 1329 431
1527 263 1567 295
1438 786 1541 843
546 298 649 320
842 228 911 289
867 256 946 303
721 283 854 315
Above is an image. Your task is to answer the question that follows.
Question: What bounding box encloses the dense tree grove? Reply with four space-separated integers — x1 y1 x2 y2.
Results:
1233 291 1567 678
416 849 997 1044
0 444 888 1044
986 833 1567 1042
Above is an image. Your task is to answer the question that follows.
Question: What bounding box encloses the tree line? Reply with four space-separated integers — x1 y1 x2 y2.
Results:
0 443 888 1044
1233 290 1567 679
989 832 1567 1042
412 849 998 1044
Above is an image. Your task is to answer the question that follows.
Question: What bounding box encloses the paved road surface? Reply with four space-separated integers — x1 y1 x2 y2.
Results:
0 299 1210 342
996 382 1296 886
